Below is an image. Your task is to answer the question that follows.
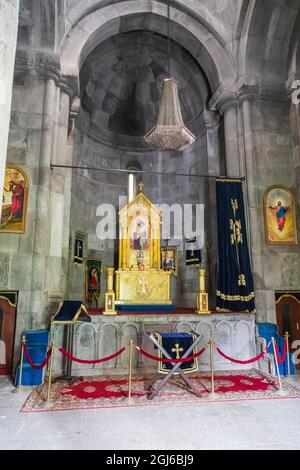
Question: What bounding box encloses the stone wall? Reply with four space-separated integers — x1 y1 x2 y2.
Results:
0 0 300 371
242 98 300 323
68 127 214 309
0 74 45 343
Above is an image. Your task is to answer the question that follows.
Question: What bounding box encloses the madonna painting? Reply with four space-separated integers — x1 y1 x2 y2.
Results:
264 186 297 245
0 166 28 234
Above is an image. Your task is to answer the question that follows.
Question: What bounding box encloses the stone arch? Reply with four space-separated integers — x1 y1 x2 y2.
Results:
119 322 139 367
234 319 256 362
214 320 233 354
287 8 300 81
73 323 97 370
96 323 119 369
238 0 300 84
175 321 195 333
60 1 236 93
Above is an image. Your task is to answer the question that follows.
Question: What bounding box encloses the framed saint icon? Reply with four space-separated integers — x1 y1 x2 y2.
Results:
85 259 102 304
264 186 297 245
161 246 178 276
0 166 28 233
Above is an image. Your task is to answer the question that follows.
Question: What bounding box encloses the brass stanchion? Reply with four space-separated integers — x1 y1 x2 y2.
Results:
285 331 291 378
13 335 25 393
122 340 136 404
272 337 287 395
41 341 55 408
206 338 219 399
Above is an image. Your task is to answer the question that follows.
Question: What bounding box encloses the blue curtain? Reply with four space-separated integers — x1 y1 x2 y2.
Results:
216 179 255 313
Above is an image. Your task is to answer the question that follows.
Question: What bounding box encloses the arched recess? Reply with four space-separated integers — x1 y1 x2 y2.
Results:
238 0 300 85
60 1 236 94
287 8 300 82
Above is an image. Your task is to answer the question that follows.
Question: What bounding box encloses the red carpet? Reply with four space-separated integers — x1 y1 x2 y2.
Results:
21 369 300 413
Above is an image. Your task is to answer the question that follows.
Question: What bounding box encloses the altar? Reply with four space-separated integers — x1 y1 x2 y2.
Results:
110 182 172 308
50 182 258 377
51 311 257 376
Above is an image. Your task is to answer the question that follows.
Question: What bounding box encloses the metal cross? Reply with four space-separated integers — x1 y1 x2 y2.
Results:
172 343 184 359
138 181 144 192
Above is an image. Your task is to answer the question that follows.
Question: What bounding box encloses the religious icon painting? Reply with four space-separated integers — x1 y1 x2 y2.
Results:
264 186 297 245
85 259 102 305
0 166 28 234
161 246 178 276
185 237 202 267
74 234 84 264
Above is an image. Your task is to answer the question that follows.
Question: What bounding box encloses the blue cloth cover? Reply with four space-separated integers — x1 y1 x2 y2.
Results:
52 300 91 322
256 322 295 376
15 329 49 386
156 332 198 374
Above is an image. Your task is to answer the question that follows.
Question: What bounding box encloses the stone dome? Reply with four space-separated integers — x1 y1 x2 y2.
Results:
78 30 210 148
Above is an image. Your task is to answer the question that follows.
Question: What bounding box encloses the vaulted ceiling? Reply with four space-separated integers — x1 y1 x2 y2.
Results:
16 0 300 147
79 30 209 138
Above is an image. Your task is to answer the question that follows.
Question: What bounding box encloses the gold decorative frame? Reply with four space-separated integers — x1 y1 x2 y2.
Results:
263 185 297 245
161 246 178 276
0 165 28 234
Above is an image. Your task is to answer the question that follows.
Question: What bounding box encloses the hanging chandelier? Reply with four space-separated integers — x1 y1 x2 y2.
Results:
144 1 195 151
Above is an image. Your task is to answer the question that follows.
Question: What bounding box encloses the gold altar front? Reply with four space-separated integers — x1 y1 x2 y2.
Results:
115 269 171 305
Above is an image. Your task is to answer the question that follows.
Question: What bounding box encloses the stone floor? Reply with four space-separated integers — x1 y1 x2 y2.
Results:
1 374 300 450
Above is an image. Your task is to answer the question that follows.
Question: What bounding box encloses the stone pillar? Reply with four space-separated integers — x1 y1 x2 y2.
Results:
0 0 20 217
290 102 300 205
204 111 222 305
30 78 58 328
223 106 241 178
47 90 71 301
242 98 275 323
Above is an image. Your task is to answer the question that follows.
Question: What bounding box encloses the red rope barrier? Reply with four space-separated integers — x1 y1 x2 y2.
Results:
58 346 126 364
24 344 52 369
215 343 271 365
137 346 207 363
275 341 287 365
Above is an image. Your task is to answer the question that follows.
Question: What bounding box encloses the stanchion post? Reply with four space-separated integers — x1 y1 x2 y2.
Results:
44 341 55 407
122 339 136 404
285 331 291 378
272 336 286 395
13 335 25 393
206 337 219 399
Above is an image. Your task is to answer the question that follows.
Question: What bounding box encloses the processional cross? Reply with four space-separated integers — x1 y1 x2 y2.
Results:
172 343 184 359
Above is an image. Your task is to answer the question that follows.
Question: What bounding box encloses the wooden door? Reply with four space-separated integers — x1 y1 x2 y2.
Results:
276 294 300 369
0 293 18 376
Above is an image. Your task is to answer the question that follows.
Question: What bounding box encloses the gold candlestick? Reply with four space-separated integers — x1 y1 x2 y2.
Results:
206 338 219 399
13 335 25 393
195 269 211 315
40 341 55 408
122 339 136 404
285 331 291 378
104 267 117 315
272 337 286 395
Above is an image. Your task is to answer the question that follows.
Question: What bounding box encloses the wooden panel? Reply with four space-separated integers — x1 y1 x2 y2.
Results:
0 293 17 375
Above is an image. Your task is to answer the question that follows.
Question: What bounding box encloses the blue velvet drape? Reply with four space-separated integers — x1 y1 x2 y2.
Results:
216 179 255 313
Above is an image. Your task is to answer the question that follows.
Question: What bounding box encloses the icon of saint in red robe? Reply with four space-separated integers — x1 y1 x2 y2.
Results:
89 268 99 288
5 181 24 222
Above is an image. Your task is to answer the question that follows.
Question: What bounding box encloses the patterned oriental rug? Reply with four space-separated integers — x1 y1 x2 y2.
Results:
21 369 300 413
